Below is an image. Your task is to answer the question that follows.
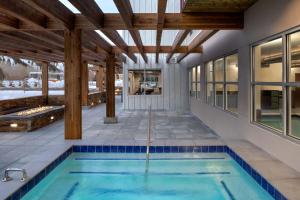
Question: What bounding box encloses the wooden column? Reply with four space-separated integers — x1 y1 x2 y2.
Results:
41 62 48 97
104 54 117 124
81 61 89 106
64 29 82 139
96 66 104 92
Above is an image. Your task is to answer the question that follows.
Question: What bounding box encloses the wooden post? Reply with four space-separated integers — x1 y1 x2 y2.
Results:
81 61 89 106
64 29 82 139
41 62 48 97
104 54 117 124
96 66 104 92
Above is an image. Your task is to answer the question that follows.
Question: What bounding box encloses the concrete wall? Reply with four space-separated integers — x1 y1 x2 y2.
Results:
182 0 300 172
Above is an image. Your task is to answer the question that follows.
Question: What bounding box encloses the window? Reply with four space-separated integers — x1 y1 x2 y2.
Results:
128 70 162 95
252 30 300 140
206 54 239 113
206 61 214 105
190 65 201 98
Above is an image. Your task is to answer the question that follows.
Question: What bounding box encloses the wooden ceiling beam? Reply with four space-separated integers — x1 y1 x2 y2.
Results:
0 0 47 29
0 31 64 52
113 0 148 63
68 0 103 28
68 0 136 63
21 0 75 30
101 30 137 63
177 30 218 63
0 13 18 29
1 13 244 30
121 46 203 54
156 0 168 63
166 30 190 63
83 30 112 53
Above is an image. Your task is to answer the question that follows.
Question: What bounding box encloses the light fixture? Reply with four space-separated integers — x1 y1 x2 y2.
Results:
91 102 94 106
10 123 18 128
50 116 54 120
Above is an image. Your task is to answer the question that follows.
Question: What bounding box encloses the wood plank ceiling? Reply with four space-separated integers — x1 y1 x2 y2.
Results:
0 0 257 65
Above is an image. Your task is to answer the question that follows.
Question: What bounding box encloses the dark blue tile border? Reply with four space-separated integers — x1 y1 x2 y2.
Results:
5 145 286 200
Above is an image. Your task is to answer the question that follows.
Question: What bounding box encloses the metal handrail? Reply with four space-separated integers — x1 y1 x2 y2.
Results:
2 168 27 182
145 104 152 173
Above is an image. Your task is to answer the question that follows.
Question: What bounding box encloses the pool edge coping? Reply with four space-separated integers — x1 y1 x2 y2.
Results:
4 145 287 200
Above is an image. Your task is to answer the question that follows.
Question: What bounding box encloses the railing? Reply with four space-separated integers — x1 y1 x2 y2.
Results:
2 168 27 182
145 104 152 173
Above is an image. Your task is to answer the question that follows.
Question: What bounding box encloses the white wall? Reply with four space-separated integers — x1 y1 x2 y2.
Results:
183 0 300 172
123 0 190 111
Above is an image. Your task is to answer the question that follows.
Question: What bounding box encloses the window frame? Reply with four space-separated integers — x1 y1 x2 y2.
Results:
127 69 163 96
250 27 300 141
189 65 201 99
205 52 239 115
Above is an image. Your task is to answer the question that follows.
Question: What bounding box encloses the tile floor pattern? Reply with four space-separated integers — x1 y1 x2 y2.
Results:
0 97 300 199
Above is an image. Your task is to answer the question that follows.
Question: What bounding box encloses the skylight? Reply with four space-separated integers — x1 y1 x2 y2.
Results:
58 0 80 13
94 0 119 13
95 30 116 46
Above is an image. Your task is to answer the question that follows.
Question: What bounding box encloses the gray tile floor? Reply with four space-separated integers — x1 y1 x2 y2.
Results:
1 97 300 200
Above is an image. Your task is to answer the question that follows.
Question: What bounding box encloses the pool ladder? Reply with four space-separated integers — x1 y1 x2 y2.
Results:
145 104 152 173
2 168 27 182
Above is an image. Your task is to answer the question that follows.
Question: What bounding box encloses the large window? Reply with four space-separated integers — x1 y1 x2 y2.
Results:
128 70 162 95
190 65 201 98
206 54 239 113
252 30 300 140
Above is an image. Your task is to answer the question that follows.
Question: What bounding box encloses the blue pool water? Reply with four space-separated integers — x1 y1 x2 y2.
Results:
22 153 273 200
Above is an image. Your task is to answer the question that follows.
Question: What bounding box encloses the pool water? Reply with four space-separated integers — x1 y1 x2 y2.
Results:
22 153 273 200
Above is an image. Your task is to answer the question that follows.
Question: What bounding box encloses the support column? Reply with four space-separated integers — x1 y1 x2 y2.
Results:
41 62 48 98
96 66 104 92
64 29 82 139
81 61 89 106
104 54 117 124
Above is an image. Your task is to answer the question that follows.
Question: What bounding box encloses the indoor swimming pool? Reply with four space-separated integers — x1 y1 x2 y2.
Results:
20 148 277 200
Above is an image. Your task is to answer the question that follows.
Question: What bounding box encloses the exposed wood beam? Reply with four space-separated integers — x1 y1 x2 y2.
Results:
68 0 103 28
68 0 136 63
104 54 117 123
0 31 64 51
177 30 218 63
156 0 167 63
0 13 18 29
83 30 112 53
0 13 244 30
101 30 137 63
0 0 47 29
81 61 89 106
41 62 49 97
64 28 82 139
22 0 75 30
113 0 148 63
166 30 190 63
122 46 203 54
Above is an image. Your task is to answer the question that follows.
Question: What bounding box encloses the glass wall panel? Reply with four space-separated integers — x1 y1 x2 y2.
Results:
128 70 162 95
214 58 224 82
206 61 213 82
191 83 196 98
207 83 214 105
254 85 283 131
196 82 200 98
192 67 196 82
197 65 201 82
226 84 238 113
226 54 238 82
289 86 300 139
215 84 224 108
254 38 283 82
288 31 300 82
